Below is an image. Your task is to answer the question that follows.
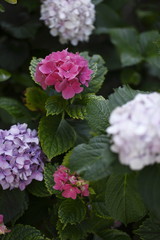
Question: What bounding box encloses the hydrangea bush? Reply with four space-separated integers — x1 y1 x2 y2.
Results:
0 0 160 240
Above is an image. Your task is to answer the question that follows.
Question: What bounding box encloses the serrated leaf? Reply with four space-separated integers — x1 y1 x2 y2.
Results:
27 180 50 198
4 0 17 4
135 217 160 240
44 164 59 195
38 116 76 159
97 229 131 240
0 188 28 223
45 96 68 116
80 52 108 94
2 224 46 240
25 87 48 112
109 28 143 66
0 97 30 122
29 57 42 82
105 174 146 224
69 135 116 181
66 103 86 120
108 85 140 111
85 97 110 133
58 199 86 225
0 69 11 82
138 164 160 220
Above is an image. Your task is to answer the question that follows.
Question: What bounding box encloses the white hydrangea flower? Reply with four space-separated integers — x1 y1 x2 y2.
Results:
40 0 95 45
106 93 160 170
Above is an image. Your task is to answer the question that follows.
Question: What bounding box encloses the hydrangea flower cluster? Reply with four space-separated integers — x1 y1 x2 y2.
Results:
40 0 95 45
106 93 160 170
0 215 10 235
0 123 44 191
35 49 93 99
53 165 89 199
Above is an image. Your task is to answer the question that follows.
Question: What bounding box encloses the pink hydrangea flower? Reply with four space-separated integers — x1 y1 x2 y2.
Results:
0 215 11 235
53 165 90 199
35 49 93 99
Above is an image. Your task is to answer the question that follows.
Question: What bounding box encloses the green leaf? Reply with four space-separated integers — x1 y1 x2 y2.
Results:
105 174 146 224
0 4 5 12
85 97 110 133
27 180 50 198
44 163 59 195
25 87 48 112
97 229 131 240
135 217 160 240
121 69 141 86
45 96 68 116
138 164 160 220
0 188 28 223
0 97 30 122
66 100 86 120
58 198 86 225
109 28 143 67
39 116 76 160
4 0 17 4
29 57 42 82
80 52 108 94
69 135 116 181
0 69 11 82
2 224 46 240
108 85 140 111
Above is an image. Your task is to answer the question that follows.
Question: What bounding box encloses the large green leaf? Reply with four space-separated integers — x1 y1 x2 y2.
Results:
58 199 86 225
0 188 28 223
109 28 143 67
69 135 116 181
1 225 47 240
0 97 31 123
105 174 146 224
66 102 86 120
85 97 110 133
108 85 140 111
38 116 76 160
135 217 160 240
80 52 108 94
45 96 68 116
27 180 50 198
0 69 11 82
25 87 48 112
97 229 131 240
138 164 160 220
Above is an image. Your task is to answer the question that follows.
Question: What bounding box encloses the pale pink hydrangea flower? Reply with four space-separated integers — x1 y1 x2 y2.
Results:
35 49 93 99
107 92 160 170
53 165 90 199
0 215 11 235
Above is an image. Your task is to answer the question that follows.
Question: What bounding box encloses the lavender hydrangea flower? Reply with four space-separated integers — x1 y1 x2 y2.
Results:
40 0 95 46
106 93 160 170
0 123 44 191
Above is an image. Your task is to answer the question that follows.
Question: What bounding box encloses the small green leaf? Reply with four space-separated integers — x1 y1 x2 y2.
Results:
44 163 59 195
25 87 48 112
138 164 160 220
97 229 131 240
121 69 141 86
105 174 146 224
58 198 86 225
80 52 108 94
66 102 86 119
69 135 116 181
135 217 160 240
108 85 141 111
85 97 110 133
0 4 5 12
29 57 42 82
4 0 17 4
0 189 28 224
109 28 143 66
27 180 50 198
45 96 68 116
2 224 46 240
38 116 76 160
0 69 11 82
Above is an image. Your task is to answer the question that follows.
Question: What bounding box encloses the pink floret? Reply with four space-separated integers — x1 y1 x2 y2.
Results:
35 49 93 99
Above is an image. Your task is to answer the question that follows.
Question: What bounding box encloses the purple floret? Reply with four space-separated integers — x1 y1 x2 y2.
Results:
0 123 44 191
